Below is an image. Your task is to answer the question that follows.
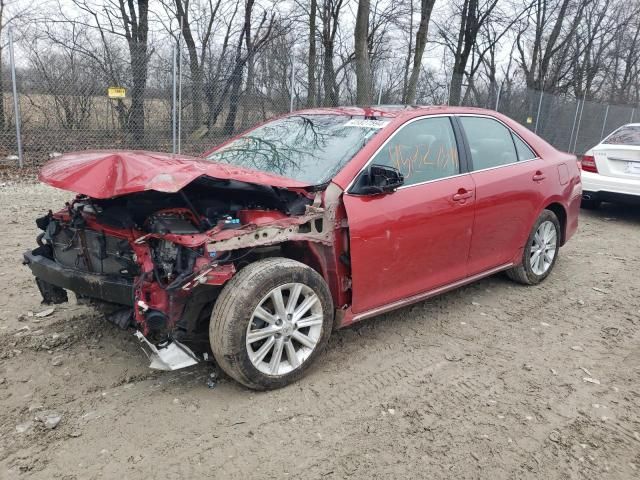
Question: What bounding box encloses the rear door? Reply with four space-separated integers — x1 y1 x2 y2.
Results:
343 116 476 314
457 115 547 275
593 125 640 178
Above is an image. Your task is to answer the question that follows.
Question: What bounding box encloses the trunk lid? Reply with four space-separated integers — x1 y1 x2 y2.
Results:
592 144 640 179
39 150 309 199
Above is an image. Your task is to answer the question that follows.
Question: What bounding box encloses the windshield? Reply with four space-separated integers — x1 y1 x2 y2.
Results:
603 125 640 146
205 114 389 184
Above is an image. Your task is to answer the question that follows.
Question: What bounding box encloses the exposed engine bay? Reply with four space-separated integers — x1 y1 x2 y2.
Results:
25 176 349 370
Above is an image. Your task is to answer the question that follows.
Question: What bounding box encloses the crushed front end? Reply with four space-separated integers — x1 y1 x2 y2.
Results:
23 173 346 370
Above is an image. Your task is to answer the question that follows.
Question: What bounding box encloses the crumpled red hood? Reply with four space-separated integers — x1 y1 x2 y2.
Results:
39 150 308 199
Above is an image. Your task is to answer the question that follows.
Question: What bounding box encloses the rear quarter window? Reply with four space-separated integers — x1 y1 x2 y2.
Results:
512 134 537 161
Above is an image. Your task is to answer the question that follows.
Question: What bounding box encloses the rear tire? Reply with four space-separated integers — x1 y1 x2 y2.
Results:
506 209 561 285
210 258 333 390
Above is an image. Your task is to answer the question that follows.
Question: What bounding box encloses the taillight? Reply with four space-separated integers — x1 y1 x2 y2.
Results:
581 155 598 173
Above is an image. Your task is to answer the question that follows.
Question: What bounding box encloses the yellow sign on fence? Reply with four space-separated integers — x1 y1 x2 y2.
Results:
107 87 126 99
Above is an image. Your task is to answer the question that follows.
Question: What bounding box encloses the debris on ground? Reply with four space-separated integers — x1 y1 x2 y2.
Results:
15 421 34 434
39 413 62 430
207 372 218 389
583 377 601 385
34 308 55 318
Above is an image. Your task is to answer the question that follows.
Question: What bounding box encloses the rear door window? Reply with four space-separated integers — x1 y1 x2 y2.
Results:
370 116 460 186
603 125 640 146
460 117 518 170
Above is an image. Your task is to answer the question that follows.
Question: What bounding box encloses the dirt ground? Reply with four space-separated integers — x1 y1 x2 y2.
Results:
0 181 639 480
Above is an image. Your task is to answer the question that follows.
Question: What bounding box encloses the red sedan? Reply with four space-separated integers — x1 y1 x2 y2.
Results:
24 106 581 389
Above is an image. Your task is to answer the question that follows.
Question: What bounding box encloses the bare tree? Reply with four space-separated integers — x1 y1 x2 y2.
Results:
354 0 372 104
307 0 318 107
63 0 150 144
223 0 276 135
159 0 222 133
204 0 240 130
27 34 99 130
320 0 344 106
404 0 436 104
603 2 640 103
516 0 591 92
441 0 500 106
0 0 31 132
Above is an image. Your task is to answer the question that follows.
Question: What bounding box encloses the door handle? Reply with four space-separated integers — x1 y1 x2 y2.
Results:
532 171 546 181
452 189 473 202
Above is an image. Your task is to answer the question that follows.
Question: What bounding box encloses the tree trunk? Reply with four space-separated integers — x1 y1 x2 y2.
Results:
122 0 149 146
405 0 436 104
322 39 338 106
401 1 414 103
321 0 341 106
128 41 148 145
354 0 371 105
0 45 4 132
224 63 244 135
191 66 204 131
307 0 317 107
241 55 255 128
180 15 204 131
449 0 477 106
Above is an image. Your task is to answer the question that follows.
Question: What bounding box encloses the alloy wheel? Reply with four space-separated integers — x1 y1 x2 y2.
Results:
246 283 323 376
530 220 557 275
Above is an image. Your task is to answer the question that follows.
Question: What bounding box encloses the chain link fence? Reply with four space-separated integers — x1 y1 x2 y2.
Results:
0 27 296 166
445 77 638 155
1 28 638 167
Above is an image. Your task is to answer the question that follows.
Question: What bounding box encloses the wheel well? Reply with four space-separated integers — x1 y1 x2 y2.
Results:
544 202 567 245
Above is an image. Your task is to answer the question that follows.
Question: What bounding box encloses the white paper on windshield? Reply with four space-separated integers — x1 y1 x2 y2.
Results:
344 119 390 129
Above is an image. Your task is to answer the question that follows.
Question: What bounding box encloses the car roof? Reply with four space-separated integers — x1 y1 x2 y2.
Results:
294 105 499 119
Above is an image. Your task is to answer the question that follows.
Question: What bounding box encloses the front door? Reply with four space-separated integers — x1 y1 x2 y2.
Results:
343 116 476 314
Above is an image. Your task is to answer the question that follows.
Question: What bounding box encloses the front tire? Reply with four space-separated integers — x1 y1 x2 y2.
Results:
210 258 333 390
506 209 560 285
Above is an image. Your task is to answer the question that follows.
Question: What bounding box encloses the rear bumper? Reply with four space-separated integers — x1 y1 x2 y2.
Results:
23 250 133 306
581 170 640 197
582 190 640 205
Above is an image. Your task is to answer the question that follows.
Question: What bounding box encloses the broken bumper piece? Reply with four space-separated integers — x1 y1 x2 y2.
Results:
23 250 133 306
134 331 199 371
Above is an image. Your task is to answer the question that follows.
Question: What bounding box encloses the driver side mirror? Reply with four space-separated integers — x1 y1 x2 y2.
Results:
350 164 405 195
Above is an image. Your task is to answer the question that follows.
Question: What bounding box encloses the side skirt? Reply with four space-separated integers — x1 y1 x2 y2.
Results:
339 263 513 327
